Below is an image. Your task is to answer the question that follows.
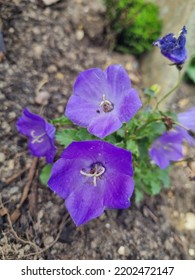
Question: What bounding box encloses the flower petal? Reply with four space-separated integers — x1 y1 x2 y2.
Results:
73 68 109 102
178 107 195 131
103 172 134 209
16 108 45 136
65 95 98 127
65 183 105 226
88 113 122 138
48 158 85 199
105 64 131 101
149 131 184 169
119 89 142 122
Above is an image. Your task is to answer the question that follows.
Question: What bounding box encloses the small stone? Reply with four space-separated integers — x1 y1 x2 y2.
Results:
185 213 195 230
33 44 43 58
47 65 57 73
75 30 84 41
8 111 17 120
55 72 64 80
57 105 65 114
35 91 50 105
8 28 15 34
0 152 5 163
0 92 5 100
9 186 19 195
44 236 54 247
42 0 60 5
178 98 189 109
7 159 14 170
118 246 125 256
189 248 195 256
105 223 110 229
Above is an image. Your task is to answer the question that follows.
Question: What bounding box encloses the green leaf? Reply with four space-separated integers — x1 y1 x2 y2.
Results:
50 115 72 125
39 164 52 186
56 129 78 146
185 66 195 83
126 139 139 156
76 128 95 140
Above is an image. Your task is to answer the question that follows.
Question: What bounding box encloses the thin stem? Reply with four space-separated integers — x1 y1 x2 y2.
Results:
153 70 182 111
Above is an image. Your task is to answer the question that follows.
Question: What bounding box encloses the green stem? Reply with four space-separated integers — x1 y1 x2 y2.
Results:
136 118 162 133
153 69 182 111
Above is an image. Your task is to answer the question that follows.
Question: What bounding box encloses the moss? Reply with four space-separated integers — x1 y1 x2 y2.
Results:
104 0 162 56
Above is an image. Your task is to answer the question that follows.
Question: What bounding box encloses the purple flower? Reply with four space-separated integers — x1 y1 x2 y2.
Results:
48 140 134 226
16 108 56 163
65 64 142 138
177 107 195 146
153 26 187 65
149 130 184 169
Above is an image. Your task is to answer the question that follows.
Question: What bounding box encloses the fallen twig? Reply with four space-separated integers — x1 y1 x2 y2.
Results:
4 167 29 186
10 157 38 224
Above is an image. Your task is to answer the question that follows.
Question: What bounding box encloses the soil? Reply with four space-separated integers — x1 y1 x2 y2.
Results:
0 0 195 260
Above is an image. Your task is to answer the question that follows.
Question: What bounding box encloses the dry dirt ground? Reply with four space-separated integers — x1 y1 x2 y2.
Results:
0 0 195 260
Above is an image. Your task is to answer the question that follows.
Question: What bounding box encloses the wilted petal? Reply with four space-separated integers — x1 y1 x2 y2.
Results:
153 26 187 65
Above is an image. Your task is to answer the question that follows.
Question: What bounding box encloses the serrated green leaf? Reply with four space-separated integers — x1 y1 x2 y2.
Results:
126 139 139 156
39 164 52 186
76 128 95 140
56 129 78 146
50 115 72 125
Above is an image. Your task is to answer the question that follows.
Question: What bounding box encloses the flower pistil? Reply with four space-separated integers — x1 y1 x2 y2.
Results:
80 162 105 186
99 94 114 113
30 130 46 144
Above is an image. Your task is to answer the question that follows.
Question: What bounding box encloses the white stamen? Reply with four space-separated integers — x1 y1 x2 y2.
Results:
80 165 105 187
31 130 46 144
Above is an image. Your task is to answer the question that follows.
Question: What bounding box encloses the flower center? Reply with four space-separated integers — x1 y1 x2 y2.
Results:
99 94 114 113
80 163 105 186
30 130 46 144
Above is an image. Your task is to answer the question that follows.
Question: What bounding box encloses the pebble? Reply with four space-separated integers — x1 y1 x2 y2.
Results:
35 91 50 105
8 111 17 120
75 30 84 41
42 0 60 5
9 186 19 195
55 72 64 80
184 212 195 230
47 64 57 73
118 246 125 256
44 236 54 247
178 98 189 108
57 105 65 114
0 152 5 163
7 159 15 170
33 44 43 58
189 248 195 257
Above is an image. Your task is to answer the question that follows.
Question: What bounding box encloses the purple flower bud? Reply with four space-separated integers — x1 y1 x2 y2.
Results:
153 26 187 65
16 108 56 163
65 64 142 138
48 140 134 226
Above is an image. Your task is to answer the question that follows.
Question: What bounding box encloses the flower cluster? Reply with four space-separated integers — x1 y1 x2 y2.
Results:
16 26 194 226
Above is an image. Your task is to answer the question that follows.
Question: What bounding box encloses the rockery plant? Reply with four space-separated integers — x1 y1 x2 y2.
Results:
17 26 195 226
